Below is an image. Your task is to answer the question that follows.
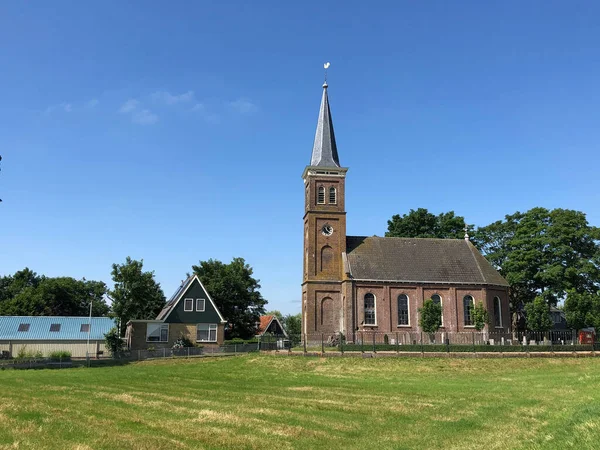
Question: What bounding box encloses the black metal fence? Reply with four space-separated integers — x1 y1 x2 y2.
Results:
282 330 599 353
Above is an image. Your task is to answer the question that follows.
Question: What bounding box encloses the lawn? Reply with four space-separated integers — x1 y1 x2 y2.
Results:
0 355 599 449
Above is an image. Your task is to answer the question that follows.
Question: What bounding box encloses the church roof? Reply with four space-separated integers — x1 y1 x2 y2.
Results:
310 83 340 168
345 236 509 286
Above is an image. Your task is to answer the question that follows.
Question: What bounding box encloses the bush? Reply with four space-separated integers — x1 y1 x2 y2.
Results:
15 346 43 361
49 351 71 360
172 336 195 349
104 327 126 358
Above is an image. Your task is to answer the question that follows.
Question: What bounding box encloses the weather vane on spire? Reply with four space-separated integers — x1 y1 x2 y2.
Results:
464 225 470 241
323 62 330 87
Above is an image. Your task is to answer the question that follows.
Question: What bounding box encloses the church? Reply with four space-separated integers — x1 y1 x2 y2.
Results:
301 79 510 342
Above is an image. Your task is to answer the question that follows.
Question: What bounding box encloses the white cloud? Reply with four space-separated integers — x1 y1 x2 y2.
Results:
191 102 204 112
132 109 158 125
119 99 139 114
228 98 258 114
151 90 195 105
86 98 99 108
44 102 73 114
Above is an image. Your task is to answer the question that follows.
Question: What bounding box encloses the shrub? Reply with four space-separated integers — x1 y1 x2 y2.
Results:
49 351 71 360
104 327 126 358
172 336 194 349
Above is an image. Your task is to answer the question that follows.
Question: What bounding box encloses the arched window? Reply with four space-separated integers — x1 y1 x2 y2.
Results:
329 187 337 204
398 294 409 325
493 296 502 327
364 293 376 325
463 295 474 326
317 186 325 204
431 294 443 325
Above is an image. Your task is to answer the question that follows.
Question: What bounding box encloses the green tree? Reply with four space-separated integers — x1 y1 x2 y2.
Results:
109 257 166 335
564 290 600 330
419 299 442 333
524 296 553 331
283 313 302 346
192 257 267 339
386 208 473 239
471 302 489 331
0 271 108 317
474 207 600 328
104 327 126 358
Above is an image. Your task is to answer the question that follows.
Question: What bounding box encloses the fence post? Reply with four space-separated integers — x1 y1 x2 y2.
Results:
472 332 475 353
396 332 399 354
446 333 450 353
303 334 307 354
361 332 364 353
420 332 424 354
321 333 325 355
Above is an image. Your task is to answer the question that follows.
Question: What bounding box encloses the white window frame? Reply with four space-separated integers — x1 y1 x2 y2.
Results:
431 294 444 327
364 293 377 326
397 294 410 327
493 296 502 328
329 186 337 204
463 295 475 327
184 298 194 312
317 186 325 204
147 323 169 342
196 323 218 342
196 298 206 312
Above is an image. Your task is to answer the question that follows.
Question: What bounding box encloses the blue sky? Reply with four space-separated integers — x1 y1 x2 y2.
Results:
1 1 599 315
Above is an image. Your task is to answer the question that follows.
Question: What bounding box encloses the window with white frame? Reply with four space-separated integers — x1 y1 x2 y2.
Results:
398 294 409 326
364 293 376 325
196 298 206 312
184 298 193 311
317 186 325 204
463 295 474 326
197 323 217 342
493 296 502 327
431 294 443 325
329 187 337 204
147 323 169 342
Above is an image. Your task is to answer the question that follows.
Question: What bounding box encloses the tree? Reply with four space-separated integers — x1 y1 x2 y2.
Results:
109 257 166 335
283 313 302 346
104 327 126 358
386 208 473 239
471 302 489 331
0 269 109 317
524 296 553 331
192 257 267 339
474 208 600 328
419 299 442 333
564 290 600 330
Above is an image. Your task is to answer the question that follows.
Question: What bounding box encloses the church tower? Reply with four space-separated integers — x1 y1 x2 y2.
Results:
301 79 348 336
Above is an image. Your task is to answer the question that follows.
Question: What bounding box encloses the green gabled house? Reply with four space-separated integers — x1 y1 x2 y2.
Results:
126 274 226 350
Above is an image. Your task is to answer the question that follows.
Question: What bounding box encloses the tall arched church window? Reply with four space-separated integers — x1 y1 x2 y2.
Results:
493 296 502 327
463 295 474 326
364 293 376 325
431 294 443 325
398 294 409 325
329 187 337 204
317 186 325 204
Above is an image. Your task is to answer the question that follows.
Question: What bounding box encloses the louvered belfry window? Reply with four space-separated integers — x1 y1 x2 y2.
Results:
329 187 336 204
317 186 325 204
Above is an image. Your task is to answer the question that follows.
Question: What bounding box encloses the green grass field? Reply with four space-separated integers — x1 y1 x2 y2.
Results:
1 355 599 449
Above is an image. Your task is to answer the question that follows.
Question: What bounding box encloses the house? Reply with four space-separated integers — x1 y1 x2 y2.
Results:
550 307 568 330
301 79 510 342
256 315 288 338
126 274 227 350
0 316 116 358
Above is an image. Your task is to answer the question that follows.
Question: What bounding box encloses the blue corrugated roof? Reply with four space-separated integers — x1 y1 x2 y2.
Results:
0 316 117 341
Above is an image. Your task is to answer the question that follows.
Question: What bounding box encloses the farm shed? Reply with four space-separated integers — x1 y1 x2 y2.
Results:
0 316 116 358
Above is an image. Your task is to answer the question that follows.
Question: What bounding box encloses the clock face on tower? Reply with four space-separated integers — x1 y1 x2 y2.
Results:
321 224 334 236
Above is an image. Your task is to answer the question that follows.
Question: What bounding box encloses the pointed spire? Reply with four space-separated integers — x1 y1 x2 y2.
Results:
310 82 340 168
